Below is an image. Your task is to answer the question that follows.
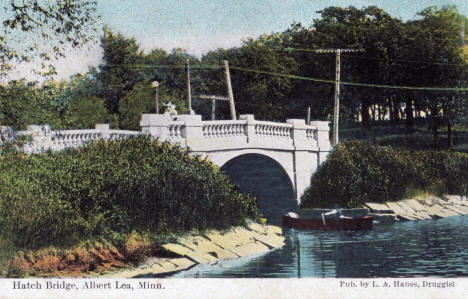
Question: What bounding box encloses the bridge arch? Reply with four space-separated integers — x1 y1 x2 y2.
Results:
204 149 296 193
215 152 298 224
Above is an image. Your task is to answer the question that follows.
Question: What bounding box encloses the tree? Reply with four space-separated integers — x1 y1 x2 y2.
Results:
63 95 113 129
1 0 99 77
404 6 467 146
311 6 406 129
200 32 298 121
0 79 64 129
98 26 143 113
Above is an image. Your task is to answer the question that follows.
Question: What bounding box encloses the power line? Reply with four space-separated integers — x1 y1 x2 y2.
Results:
270 45 468 67
340 53 468 67
99 64 222 69
229 66 468 92
97 62 468 91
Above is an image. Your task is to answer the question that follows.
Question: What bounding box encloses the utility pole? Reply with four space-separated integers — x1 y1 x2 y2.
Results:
223 60 236 120
333 49 341 146
185 59 192 114
314 48 364 146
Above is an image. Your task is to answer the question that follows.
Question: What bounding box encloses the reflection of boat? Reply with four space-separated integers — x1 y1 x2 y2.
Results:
283 212 373 230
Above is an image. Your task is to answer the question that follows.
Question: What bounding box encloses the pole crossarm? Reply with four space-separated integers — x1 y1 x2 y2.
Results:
314 48 365 54
197 94 230 101
282 47 365 54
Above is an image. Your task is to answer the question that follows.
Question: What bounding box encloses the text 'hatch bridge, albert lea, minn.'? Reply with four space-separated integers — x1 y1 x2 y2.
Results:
1 113 331 204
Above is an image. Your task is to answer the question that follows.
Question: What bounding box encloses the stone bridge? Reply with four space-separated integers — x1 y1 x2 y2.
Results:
1 114 330 204
140 114 331 203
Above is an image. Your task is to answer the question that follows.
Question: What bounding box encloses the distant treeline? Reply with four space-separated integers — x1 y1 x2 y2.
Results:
1 5 468 133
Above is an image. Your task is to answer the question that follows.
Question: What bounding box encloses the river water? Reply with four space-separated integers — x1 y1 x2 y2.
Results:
174 154 468 278
174 215 467 278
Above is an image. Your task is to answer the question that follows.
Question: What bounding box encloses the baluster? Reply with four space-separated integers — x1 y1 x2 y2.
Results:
211 125 216 138
220 125 225 137
211 125 216 137
221 124 226 137
176 125 182 139
170 126 176 140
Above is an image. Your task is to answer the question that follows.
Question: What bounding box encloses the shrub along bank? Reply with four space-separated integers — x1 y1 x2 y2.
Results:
0 136 259 263
300 140 468 208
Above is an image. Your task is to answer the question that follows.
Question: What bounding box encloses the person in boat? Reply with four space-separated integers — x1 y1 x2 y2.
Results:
322 205 352 219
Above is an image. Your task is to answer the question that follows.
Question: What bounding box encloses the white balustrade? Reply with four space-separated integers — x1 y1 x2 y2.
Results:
2 114 330 156
167 122 184 142
254 121 293 139
109 130 140 140
305 128 317 141
202 121 247 138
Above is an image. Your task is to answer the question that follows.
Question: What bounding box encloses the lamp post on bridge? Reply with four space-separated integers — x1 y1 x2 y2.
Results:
152 80 160 114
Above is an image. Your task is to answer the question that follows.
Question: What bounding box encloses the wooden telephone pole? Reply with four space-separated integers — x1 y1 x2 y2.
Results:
223 60 236 120
315 48 364 146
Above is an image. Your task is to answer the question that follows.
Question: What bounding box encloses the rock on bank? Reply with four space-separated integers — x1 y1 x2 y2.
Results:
110 222 285 278
365 195 468 222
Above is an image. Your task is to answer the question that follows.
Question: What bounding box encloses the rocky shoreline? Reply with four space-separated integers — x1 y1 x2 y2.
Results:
108 222 285 278
365 194 468 222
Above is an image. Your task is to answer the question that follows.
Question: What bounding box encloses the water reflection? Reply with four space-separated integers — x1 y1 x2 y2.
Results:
174 216 468 278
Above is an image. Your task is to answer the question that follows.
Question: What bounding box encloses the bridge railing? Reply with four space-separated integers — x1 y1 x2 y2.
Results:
2 124 140 154
140 113 330 153
201 120 247 138
253 121 293 139
1 114 330 154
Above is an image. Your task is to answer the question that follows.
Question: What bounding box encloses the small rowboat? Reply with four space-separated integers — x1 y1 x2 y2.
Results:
283 212 373 231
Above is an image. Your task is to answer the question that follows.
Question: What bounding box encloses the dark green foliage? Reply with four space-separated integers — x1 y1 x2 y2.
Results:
63 96 116 129
0 136 259 249
300 140 468 208
118 81 185 130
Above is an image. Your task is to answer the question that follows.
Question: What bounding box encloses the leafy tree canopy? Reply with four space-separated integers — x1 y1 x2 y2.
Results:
1 0 99 77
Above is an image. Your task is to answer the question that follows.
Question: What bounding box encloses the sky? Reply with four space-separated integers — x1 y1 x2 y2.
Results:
8 0 468 81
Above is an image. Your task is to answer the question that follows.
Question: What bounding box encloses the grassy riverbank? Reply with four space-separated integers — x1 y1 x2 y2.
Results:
301 140 468 208
0 136 260 277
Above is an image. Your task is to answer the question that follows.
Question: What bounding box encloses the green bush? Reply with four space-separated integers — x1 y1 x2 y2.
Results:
0 136 259 249
300 140 468 208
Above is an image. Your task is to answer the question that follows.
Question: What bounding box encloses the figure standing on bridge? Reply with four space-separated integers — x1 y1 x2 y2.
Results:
163 101 178 120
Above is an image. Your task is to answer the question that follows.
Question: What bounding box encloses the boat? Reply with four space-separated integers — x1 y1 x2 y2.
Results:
282 212 373 230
